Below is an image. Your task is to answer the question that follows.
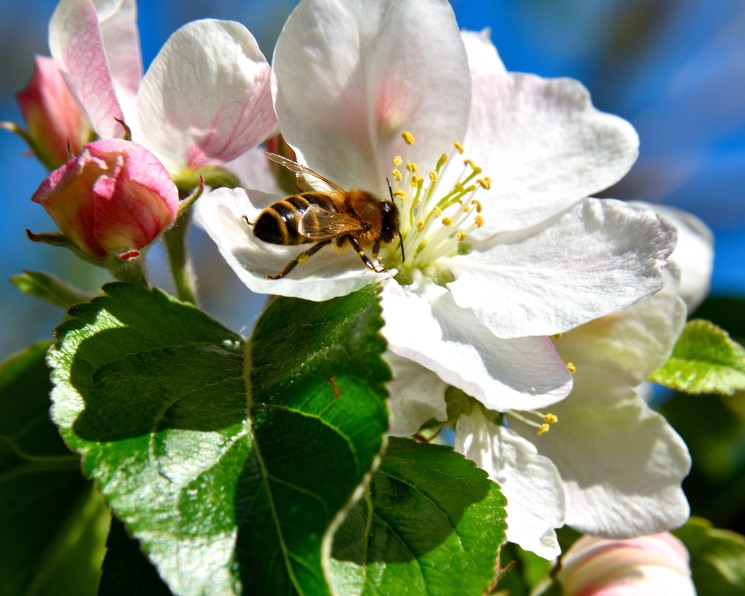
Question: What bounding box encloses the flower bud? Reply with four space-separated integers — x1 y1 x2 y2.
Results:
17 56 92 169
32 139 179 259
557 533 695 595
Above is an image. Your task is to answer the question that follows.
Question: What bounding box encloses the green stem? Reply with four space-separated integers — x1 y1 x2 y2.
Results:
163 210 197 304
110 258 148 286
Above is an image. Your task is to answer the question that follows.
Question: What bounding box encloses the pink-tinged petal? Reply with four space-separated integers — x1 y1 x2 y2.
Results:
193 187 386 301
49 0 125 138
86 140 178 253
455 411 566 559
511 366 691 538
381 274 573 412
95 0 143 113
445 199 677 339
32 139 177 258
17 55 92 169
273 0 471 194
135 20 275 173
463 54 638 232
558 533 695 596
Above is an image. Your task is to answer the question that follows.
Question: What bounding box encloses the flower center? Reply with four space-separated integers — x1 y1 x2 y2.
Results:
383 131 490 285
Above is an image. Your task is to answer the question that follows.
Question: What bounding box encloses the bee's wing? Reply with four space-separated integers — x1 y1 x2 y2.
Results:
263 151 345 193
299 204 367 240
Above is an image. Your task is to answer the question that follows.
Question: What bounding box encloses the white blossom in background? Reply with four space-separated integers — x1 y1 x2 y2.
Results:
48 0 276 179
197 0 676 416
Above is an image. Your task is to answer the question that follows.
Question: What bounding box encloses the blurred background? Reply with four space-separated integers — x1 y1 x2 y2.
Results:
1 0 743 530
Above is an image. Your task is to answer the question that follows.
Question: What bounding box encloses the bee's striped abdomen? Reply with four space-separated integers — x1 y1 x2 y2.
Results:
254 192 337 245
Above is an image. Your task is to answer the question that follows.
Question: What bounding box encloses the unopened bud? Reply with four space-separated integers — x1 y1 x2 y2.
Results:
31 139 178 259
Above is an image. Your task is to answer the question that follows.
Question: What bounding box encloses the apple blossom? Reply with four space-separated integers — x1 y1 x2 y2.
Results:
453 209 713 557
14 56 92 169
31 139 178 259
557 533 695 596
48 0 276 180
196 0 676 414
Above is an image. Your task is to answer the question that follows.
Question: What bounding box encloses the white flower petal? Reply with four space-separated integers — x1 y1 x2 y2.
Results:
135 20 275 172
511 366 691 538
49 0 125 138
94 0 142 116
464 71 639 232
223 147 284 194
455 410 566 559
637 202 713 312
445 199 677 338
555 286 687 385
194 187 384 301
386 353 448 437
273 0 471 194
381 275 573 412
462 29 506 78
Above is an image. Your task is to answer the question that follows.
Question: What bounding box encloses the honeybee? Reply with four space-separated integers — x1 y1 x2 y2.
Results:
246 152 404 280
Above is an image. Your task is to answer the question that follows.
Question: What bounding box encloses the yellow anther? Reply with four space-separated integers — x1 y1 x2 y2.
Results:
544 413 558 424
456 231 467 241
530 386 537 394
472 199 483 213
413 175 425 188
477 177 491 190
454 182 464 192
402 130 416 145
567 362 576 374
416 221 425 231
442 217 453 226
432 206 442 217
474 215 484 228
393 189 407 200
391 169 402 181
553 333 563 339
537 423 550 436
464 158 474 168
429 171 438 182
436 153 448 169
406 162 418 173
393 156 403 167
454 141 464 154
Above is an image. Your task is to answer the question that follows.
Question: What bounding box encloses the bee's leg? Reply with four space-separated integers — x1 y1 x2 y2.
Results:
348 237 385 273
265 239 332 280
242 215 254 226
372 239 381 259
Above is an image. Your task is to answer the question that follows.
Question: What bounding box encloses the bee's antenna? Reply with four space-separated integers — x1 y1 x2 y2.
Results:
386 178 405 263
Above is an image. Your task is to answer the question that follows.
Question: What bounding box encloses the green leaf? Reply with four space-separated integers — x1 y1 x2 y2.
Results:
49 282 389 595
0 342 109 595
328 438 507 595
674 517 745 595
11 269 93 308
649 319 745 395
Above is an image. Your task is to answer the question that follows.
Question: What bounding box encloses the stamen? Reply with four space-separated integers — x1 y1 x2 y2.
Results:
471 200 482 213
436 153 448 171
474 215 484 228
402 130 416 145
553 333 563 339
441 217 453 226
393 156 403 167
454 141 464 154
432 206 442 217
566 362 576 374
429 171 438 182
477 177 491 190
537 424 550 436
416 221 425 231
393 189 407 200
544 413 558 424
391 169 402 181
456 231 467 241
406 162 418 173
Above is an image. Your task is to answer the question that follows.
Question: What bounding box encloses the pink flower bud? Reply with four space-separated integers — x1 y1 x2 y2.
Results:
32 139 179 259
17 56 92 169
557 533 695 595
